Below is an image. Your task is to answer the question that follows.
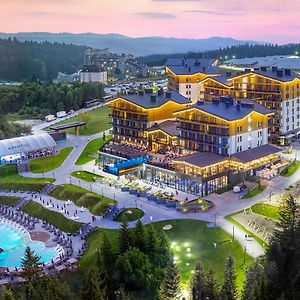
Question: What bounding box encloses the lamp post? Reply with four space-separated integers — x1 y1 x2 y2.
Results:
79 180 81 188
135 198 137 209
90 183 92 193
69 176 71 184
232 226 235 240
101 188 104 198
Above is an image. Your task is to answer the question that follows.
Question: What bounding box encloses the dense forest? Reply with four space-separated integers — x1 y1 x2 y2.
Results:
1 195 300 299
138 43 300 66
0 38 87 81
0 80 104 119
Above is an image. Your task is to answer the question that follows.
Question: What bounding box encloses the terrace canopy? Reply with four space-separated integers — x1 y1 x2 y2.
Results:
0 133 56 157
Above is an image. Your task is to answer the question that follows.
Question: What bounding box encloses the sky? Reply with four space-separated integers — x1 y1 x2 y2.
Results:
1 0 299 44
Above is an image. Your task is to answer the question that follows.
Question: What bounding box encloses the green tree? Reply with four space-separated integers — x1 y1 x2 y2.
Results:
20 247 43 282
99 232 115 276
81 267 107 300
119 219 132 254
133 219 147 252
117 248 153 290
205 269 219 300
190 262 205 300
159 260 181 300
1 287 16 300
220 256 237 300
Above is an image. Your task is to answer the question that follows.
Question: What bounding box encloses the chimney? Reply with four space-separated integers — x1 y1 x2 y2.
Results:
212 98 220 105
284 69 291 76
272 66 278 72
165 91 172 98
197 100 204 106
226 71 232 77
188 66 191 73
277 69 284 77
158 88 164 96
237 100 241 111
260 66 267 71
202 66 206 72
225 101 230 108
150 95 156 102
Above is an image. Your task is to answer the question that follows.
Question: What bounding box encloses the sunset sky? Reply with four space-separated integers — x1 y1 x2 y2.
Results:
1 0 299 44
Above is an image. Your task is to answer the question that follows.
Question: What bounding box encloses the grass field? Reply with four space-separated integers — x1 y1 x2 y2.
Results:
22 200 82 233
29 147 73 173
114 208 144 222
75 135 112 165
251 203 280 220
79 219 253 290
241 184 266 199
0 164 55 191
53 106 111 135
0 196 20 206
50 184 115 215
71 171 103 182
280 160 300 176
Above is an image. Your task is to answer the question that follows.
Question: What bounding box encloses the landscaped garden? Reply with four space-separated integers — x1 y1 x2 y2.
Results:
114 208 144 222
0 196 20 206
29 147 73 173
80 219 253 290
53 105 111 135
251 203 280 220
241 183 266 199
280 160 300 176
0 164 55 191
71 170 103 182
22 200 83 233
75 135 112 165
50 184 116 215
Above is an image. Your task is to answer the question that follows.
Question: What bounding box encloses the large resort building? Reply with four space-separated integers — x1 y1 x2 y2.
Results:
166 58 300 145
100 87 282 196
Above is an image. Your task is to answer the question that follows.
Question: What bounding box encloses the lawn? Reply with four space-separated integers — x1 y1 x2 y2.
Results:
29 147 73 173
0 196 20 206
79 220 253 290
53 106 111 136
50 184 116 215
251 203 280 220
241 184 266 199
0 164 55 191
22 200 83 234
114 208 144 222
280 160 300 176
75 135 112 165
71 171 103 182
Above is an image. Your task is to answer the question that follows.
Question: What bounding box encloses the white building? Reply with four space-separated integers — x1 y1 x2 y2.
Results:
80 66 108 84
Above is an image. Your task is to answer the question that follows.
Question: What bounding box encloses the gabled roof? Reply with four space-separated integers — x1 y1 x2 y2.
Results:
165 58 220 75
0 133 56 157
231 144 281 163
173 152 227 168
110 91 191 109
148 120 179 137
176 98 272 122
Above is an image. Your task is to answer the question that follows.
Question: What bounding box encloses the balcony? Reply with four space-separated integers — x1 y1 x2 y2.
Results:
177 118 229 128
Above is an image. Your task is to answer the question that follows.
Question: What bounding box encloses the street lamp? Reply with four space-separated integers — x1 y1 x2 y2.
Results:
90 183 92 193
232 226 235 240
79 180 81 188
69 176 71 184
53 172 55 179
135 198 137 209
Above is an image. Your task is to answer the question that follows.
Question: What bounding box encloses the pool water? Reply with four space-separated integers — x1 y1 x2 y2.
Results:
0 222 58 268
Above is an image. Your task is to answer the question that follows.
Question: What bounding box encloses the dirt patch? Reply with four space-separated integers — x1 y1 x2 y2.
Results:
30 231 50 243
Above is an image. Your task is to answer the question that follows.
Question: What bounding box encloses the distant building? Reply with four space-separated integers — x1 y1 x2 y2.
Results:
79 66 108 84
54 71 80 83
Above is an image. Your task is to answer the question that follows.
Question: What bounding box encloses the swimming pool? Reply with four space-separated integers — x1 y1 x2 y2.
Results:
0 221 58 268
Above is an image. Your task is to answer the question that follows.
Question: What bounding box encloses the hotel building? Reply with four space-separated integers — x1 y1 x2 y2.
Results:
101 93 281 196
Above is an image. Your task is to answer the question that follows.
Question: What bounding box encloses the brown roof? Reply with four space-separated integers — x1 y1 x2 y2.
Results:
173 152 228 168
231 144 281 163
148 120 179 137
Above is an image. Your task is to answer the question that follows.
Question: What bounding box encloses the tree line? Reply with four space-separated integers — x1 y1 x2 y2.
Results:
1 195 299 299
0 38 87 81
138 43 300 66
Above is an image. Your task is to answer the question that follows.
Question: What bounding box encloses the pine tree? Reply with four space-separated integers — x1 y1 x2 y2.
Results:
159 260 181 300
81 267 106 300
133 219 147 252
2 287 16 300
205 269 219 300
190 262 205 300
242 260 264 300
146 224 158 257
119 219 132 254
20 247 43 282
99 232 115 275
220 256 238 300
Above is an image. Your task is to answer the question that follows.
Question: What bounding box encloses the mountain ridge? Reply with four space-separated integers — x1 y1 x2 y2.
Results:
0 32 264 56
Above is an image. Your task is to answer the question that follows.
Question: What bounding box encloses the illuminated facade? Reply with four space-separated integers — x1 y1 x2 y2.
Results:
201 68 300 145
107 89 192 146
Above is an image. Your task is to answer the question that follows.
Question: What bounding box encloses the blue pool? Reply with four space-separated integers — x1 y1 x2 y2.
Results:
104 156 152 175
0 222 58 268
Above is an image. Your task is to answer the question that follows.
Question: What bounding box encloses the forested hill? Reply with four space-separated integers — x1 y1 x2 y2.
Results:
0 38 87 81
138 43 300 66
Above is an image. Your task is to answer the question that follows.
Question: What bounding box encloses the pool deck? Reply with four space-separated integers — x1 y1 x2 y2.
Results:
30 231 50 243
